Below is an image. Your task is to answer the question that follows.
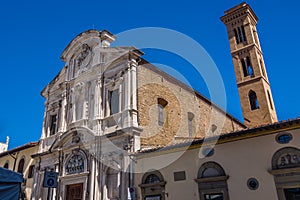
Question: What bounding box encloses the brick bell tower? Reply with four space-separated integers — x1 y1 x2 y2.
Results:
221 2 278 127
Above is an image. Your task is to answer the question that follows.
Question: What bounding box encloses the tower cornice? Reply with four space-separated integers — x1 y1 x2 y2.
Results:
221 2 258 25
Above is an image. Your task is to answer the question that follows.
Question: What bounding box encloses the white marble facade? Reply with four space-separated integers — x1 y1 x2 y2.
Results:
32 30 143 200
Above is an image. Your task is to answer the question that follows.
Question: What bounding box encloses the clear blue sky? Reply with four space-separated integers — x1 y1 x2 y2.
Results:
0 0 299 149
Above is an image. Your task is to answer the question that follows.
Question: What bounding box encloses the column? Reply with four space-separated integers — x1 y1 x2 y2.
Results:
94 77 103 135
130 59 139 127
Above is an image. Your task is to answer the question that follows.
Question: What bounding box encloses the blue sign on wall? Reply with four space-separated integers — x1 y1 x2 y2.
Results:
43 171 58 188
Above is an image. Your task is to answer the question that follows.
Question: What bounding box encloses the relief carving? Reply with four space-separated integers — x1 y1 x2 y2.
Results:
76 44 92 69
72 132 81 143
278 153 300 168
65 153 84 175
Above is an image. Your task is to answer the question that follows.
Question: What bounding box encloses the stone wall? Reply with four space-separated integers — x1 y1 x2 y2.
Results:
137 63 245 148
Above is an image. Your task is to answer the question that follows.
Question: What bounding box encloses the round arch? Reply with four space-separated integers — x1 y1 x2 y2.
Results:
140 170 166 200
197 161 226 178
270 147 300 199
196 162 229 200
271 147 300 170
64 149 88 175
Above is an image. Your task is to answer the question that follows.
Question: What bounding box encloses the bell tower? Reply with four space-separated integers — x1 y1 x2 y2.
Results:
221 2 277 127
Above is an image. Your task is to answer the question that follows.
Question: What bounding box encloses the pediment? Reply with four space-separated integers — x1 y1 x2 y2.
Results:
50 127 97 152
60 29 115 63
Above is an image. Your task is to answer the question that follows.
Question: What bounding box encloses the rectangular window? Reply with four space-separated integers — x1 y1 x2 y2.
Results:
50 114 57 135
204 193 224 200
28 165 35 178
109 89 119 115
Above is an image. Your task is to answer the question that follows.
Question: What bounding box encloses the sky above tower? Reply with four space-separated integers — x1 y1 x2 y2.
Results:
0 0 299 149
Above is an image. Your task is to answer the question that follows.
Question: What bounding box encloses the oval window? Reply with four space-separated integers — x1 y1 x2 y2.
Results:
276 133 293 144
202 148 214 157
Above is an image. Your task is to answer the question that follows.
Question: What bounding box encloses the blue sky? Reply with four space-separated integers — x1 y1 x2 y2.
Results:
0 0 299 149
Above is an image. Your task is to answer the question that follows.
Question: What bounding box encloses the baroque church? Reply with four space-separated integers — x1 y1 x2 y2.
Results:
28 2 300 200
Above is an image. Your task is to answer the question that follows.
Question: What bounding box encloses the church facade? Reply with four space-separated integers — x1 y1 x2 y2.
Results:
31 29 243 200
28 2 300 200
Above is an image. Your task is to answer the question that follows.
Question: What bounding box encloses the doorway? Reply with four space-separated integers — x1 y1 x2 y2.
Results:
66 183 83 200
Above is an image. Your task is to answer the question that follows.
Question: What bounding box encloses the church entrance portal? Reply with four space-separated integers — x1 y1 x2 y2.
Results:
66 183 83 200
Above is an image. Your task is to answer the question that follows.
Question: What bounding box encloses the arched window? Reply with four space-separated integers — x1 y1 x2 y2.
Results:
246 57 254 77
241 25 247 42
158 98 168 126
270 147 300 200
234 28 239 44
241 57 254 77
28 165 35 179
241 58 248 77
145 174 161 184
235 26 247 44
211 124 218 134
3 162 9 169
17 158 25 174
140 170 166 200
188 112 195 137
195 162 229 200
237 27 243 43
249 91 259 110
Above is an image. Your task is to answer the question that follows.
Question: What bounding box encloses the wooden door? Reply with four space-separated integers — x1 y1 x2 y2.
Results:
66 183 83 200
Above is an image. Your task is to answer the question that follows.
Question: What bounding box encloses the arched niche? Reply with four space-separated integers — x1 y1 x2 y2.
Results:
139 170 166 200
195 162 229 200
270 147 300 200
64 149 88 175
